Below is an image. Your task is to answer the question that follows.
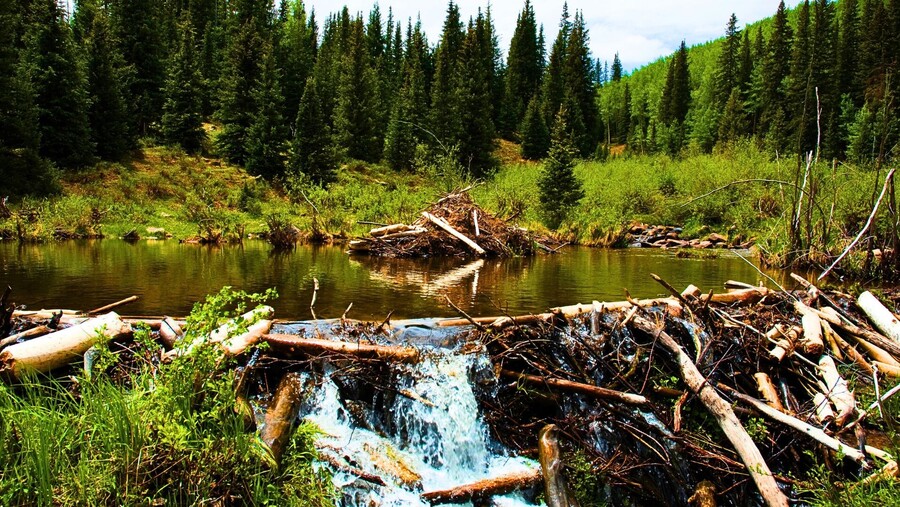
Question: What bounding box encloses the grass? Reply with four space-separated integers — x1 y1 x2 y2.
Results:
0 288 334 506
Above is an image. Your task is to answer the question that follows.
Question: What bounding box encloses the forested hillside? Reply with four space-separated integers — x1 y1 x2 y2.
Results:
602 0 900 162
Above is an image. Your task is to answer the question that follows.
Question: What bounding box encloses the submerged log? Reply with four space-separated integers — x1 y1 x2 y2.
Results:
0 312 131 379
263 334 421 364
501 370 648 406
421 468 542 504
260 373 305 467
630 315 789 507
857 291 900 345
539 424 580 507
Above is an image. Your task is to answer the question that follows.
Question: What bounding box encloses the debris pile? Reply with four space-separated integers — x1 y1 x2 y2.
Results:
628 222 754 249
349 191 547 258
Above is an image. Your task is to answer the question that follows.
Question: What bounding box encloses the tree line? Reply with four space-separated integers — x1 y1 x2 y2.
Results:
0 0 612 195
602 0 900 164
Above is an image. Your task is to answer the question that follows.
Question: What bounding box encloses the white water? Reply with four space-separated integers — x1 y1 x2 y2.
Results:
300 352 540 506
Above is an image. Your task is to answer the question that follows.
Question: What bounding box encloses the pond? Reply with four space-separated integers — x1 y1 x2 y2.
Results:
0 240 784 320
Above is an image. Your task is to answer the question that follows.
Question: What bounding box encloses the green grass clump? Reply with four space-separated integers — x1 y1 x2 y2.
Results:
0 287 334 506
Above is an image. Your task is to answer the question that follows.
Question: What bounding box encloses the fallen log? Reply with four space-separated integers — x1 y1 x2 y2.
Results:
799 302 900 360
0 312 131 379
437 298 679 328
422 211 486 255
158 317 184 349
500 370 648 406
857 291 900 345
754 373 786 412
363 441 422 489
315 447 386 486
260 373 305 467
539 424 580 507
263 334 421 364
799 313 825 356
171 306 274 358
0 325 51 350
370 223 418 237
421 468 542 504
812 393 835 425
630 315 788 507
818 355 856 426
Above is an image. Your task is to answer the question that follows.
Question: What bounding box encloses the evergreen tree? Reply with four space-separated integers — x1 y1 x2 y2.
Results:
837 0 861 106
290 75 336 185
520 94 550 159
79 0 134 160
788 0 814 154
276 0 317 132
245 45 288 178
539 106 584 229
455 12 497 178
562 10 599 155
659 41 690 126
541 4 571 123
715 13 741 108
384 24 429 171
502 0 543 137
335 16 381 162
761 1 793 144
745 26 766 135
811 0 839 157
718 88 745 144
611 53 623 82
162 17 207 154
430 1 465 146
25 0 94 168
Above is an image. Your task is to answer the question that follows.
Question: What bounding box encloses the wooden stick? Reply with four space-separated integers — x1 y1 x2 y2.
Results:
818 355 857 426
87 295 139 315
799 313 825 356
0 312 131 378
630 315 789 507
263 334 420 364
500 369 647 405
789 273 863 327
538 424 578 507
422 211 486 255
857 291 900 345
798 302 900 359
260 373 304 467
754 373 786 412
0 325 50 350
421 468 542 504
158 317 184 349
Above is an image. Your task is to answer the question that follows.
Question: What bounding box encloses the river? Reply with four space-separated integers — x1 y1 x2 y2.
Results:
0 240 783 320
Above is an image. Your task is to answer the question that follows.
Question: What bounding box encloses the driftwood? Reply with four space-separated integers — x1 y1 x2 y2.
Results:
630 315 788 507
818 355 856 426
421 468 542 504
260 373 304 467
0 312 131 378
857 291 900 345
754 373 785 412
88 295 139 315
0 325 50 350
799 302 900 359
170 306 274 358
501 370 648 405
263 334 421 364
158 317 184 349
422 211 486 255
315 447 386 486
538 424 580 507
799 313 825 356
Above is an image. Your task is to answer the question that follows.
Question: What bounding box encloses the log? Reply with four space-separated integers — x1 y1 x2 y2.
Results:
421 468 542 504
173 306 274 357
378 227 427 241
437 298 679 328
768 325 800 362
818 355 856 426
754 373 786 412
857 291 900 345
799 313 825 356
722 387 868 464
699 287 771 305
799 302 900 360
158 317 184 349
263 334 420 364
630 315 788 507
88 295 139 315
422 211 486 255
812 393 835 425
0 325 51 350
500 370 648 406
538 424 580 507
363 442 422 489
821 308 876 376
260 373 305 467
874 361 900 378
0 312 131 379
315 447 387 486
219 318 272 356
369 223 416 237
854 336 900 367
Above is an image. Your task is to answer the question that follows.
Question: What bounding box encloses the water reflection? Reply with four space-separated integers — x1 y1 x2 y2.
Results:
0 240 784 320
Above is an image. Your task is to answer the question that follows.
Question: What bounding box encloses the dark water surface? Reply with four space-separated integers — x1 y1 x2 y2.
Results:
0 240 784 320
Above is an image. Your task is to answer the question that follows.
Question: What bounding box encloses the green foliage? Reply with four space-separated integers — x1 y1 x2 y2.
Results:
162 18 207 154
520 94 551 159
334 16 382 163
245 45 288 178
503 0 543 137
539 107 585 228
291 75 337 186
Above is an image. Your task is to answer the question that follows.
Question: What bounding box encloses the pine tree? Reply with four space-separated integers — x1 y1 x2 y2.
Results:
718 88 745 144
562 10 599 155
384 24 429 171
162 17 207 154
245 45 288 178
788 0 814 154
520 94 550 159
611 53 623 82
290 75 336 185
276 0 317 132
542 4 571 123
78 0 134 160
503 0 543 136
25 0 94 168
837 0 861 106
335 16 381 162
659 41 691 126
455 12 497 178
430 1 465 147
539 106 584 229
761 1 793 144
811 0 839 157
715 13 741 108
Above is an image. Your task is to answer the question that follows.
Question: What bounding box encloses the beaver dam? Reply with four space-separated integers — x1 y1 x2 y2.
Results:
1 276 900 505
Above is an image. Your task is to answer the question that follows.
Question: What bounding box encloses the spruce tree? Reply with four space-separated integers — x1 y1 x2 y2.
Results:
25 0 94 168
290 75 336 185
611 53 623 82
811 0 839 157
335 16 381 162
539 106 584 229
455 12 498 178
246 45 288 178
562 11 599 156
837 0 861 106
430 1 465 147
162 18 207 154
718 88 745 144
788 0 814 153
276 0 317 132
715 14 741 109
503 0 543 136
541 4 571 124
658 41 691 154
520 94 550 159
384 24 429 171
761 1 792 144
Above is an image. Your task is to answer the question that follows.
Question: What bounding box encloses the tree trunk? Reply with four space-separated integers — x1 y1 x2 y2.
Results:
539 424 580 507
421 468 542 504
263 334 421 364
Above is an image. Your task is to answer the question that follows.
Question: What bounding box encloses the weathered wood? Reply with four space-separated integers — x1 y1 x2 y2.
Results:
363 442 422 489
500 370 648 406
539 424 580 507
369 223 417 237
754 373 786 412
854 336 900 367
158 317 184 349
437 298 679 328
818 355 856 426
700 287 771 305
630 315 788 507
799 313 825 356
688 480 717 507
0 312 131 378
315 448 386 486
799 302 900 359
88 295 139 315
0 325 50 350
171 306 274 358
857 291 900 345
874 361 900 378
263 334 421 363
422 211 486 255
260 373 305 467
421 468 542 504
812 393 835 425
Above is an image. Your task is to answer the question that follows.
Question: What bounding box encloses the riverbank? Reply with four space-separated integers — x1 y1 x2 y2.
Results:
1 142 894 279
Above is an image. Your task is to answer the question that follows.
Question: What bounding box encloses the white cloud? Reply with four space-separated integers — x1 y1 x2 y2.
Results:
302 0 804 71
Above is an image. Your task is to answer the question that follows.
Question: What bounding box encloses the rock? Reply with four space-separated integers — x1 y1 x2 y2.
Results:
707 233 728 243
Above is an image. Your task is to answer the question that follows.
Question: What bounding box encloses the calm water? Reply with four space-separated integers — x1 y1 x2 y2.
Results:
0 240 783 320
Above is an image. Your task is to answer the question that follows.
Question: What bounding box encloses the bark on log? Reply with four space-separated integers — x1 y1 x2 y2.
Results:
630 315 788 507
0 312 131 379
539 424 580 507
857 291 900 345
263 334 421 364
874 361 900 378
422 211 486 255
421 468 542 504
699 287 771 305
437 298 679 328
260 373 305 467
799 302 900 360
818 355 856 426
500 370 648 405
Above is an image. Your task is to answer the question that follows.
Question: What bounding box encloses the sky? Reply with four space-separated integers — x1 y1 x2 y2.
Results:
303 0 805 72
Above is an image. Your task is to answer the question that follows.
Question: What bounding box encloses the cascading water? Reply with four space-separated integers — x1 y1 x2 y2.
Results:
298 350 539 506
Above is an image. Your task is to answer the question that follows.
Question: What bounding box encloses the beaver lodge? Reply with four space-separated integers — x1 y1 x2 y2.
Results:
348 190 551 258
2 276 900 505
